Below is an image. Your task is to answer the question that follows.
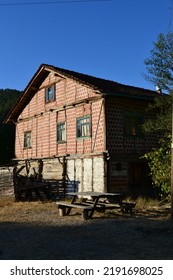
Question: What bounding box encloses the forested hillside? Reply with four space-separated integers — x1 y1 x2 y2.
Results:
0 89 21 164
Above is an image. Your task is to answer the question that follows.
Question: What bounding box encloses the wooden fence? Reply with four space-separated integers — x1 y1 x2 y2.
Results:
0 162 79 200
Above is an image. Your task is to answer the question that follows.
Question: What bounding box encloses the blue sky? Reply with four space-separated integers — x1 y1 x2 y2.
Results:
0 0 172 91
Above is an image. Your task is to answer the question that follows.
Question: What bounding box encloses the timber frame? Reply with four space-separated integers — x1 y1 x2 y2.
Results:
5 64 161 200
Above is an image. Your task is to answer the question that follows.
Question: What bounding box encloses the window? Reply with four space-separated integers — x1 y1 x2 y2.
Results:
77 116 91 138
45 84 55 102
124 112 144 138
24 131 32 148
57 122 66 142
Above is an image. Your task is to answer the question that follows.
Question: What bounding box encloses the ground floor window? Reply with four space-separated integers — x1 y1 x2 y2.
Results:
24 131 32 148
57 122 66 142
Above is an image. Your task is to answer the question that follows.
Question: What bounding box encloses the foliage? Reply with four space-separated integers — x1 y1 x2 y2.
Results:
142 135 171 198
143 94 172 135
144 32 173 93
0 89 21 164
143 32 173 197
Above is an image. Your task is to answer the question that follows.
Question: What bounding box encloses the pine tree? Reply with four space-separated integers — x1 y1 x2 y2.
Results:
143 32 173 198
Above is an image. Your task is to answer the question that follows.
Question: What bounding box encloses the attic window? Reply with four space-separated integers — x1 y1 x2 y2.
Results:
45 84 55 102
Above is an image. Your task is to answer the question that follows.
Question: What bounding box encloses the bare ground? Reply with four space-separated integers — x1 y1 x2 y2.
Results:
0 196 173 260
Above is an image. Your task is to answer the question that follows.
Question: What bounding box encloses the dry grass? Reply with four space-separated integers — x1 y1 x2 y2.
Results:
135 197 160 209
0 196 61 224
0 195 13 207
0 195 171 224
0 195 173 260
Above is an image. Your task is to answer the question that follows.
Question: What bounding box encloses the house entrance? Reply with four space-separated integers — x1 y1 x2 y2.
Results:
129 162 153 197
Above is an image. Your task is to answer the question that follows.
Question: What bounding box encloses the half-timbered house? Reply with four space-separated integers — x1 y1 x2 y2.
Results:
5 64 159 198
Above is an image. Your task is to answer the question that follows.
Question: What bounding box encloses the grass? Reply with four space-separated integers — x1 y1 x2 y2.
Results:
0 195 171 224
0 196 59 224
0 195 166 210
135 197 161 210
0 195 14 207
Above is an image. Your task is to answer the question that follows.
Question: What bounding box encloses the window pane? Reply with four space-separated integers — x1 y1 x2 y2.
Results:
48 86 54 100
86 120 90 135
46 88 49 101
82 123 86 136
61 129 65 141
77 120 81 137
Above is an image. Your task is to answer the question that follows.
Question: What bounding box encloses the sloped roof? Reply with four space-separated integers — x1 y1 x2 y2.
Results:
5 63 159 123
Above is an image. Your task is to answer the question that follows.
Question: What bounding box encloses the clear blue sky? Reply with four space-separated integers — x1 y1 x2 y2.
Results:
0 0 172 91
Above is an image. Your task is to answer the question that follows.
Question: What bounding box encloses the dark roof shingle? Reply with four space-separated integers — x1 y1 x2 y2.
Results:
4 63 159 123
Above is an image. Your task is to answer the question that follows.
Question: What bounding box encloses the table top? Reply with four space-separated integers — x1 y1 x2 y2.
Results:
66 191 121 198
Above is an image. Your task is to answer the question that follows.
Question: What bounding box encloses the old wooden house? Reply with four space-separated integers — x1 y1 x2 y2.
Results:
5 64 159 198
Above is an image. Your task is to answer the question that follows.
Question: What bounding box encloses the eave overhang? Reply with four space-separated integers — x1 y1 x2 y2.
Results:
4 65 50 123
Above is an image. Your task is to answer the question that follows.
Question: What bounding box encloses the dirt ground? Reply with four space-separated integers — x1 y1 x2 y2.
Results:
0 196 173 260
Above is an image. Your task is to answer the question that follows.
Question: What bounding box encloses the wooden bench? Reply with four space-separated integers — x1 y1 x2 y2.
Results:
56 202 93 220
120 202 136 215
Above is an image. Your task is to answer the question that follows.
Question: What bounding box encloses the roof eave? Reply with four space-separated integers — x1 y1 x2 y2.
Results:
4 65 50 123
102 92 157 100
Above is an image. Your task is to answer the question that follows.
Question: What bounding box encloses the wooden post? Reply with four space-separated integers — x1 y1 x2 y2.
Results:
38 159 43 180
62 156 67 197
171 95 173 219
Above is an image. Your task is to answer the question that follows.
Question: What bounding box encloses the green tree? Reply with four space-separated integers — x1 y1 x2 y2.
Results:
143 134 171 197
143 32 173 197
145 32 173 93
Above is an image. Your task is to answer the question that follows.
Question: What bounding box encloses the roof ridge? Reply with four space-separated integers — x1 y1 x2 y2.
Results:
41 63 156 94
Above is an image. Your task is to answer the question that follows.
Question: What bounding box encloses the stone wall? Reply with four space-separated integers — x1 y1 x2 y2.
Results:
67 154 106 193
0 167 14 196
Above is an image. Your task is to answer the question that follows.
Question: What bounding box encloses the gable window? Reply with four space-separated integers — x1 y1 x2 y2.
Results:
45 84 55 102
77 116 91 138
57 122 66 142
24 131 32 148
124 112 144 138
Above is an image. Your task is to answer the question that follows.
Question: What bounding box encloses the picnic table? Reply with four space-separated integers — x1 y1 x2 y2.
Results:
56 191 135 220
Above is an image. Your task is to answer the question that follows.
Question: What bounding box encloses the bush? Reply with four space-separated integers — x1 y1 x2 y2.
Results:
143 135 171 198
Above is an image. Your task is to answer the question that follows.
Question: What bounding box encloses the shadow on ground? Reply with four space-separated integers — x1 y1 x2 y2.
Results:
0 214 173 260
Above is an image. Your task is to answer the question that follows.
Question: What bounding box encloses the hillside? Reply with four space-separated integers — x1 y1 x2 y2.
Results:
0 89 21 164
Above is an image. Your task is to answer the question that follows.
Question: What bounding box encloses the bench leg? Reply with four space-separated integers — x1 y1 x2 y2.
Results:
59 207 66 216
129 208 135 215
82 210 89 221
66 207 72 215
121 206 134 215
